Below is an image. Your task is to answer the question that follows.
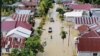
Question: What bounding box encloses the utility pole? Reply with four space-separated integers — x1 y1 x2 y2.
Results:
68 25 70 46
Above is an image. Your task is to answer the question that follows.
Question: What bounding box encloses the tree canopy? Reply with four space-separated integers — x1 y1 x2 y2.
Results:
78 0 100 4
39 0 53 16
10 34 44 56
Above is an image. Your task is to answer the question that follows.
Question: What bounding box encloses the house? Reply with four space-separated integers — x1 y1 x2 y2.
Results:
74 17 100 24
64 10 85 23
63 8 99 29
64 16 100 27
12 9 34 23
77 37 100 56
77 25 89 34
76 31 100 56
1 21 32 35
11 2 25 7
75 23 100 56
63 0 77 9
90 8 100 17
1 16 14 22
68 4 93 16
76 22 100 34
69 4 92 10
1 21 32 53
21 0 40 9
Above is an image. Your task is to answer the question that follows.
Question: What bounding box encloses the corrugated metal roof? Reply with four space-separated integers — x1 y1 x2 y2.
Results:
1 21 16 31
12 14 30 22
69 4 92 10
78 25 89 33
75 17 99 24
78 37 100 52
1 21 32 32
81 31 99 37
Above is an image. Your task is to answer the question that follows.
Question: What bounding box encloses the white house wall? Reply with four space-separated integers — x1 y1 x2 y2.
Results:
78 52 100 56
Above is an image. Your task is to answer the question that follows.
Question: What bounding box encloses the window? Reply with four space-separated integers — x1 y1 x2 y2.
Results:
93 53 97 56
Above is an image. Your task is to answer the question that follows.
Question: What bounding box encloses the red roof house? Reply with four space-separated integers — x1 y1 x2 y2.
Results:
76 22 100 56
78 37 100 52
1 21 32 50
78 25 89 33
2 21 32 32
69 4 92 10
81 31 100 37
77 25 100 56
1 21 16 31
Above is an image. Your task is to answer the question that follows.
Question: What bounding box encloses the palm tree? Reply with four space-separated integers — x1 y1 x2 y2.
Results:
61 29 67 43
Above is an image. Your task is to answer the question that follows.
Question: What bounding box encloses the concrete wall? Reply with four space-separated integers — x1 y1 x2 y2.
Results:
78 52 100 56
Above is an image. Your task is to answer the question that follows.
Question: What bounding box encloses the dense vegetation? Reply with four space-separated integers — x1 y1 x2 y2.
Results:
10 0 54 56
1 0 18 16
10 32 44 56
2 0 20 5
39 0 53 16
78 0 100 4
56 8 65 21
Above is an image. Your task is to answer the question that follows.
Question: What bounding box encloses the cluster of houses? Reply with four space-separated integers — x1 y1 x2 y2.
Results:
2 0 100 56
1 0 40 54
63 1 100 56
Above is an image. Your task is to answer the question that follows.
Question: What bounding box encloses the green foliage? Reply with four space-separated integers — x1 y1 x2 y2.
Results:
78 0 100 4
78 0 90 3
57 0 62 4
56 8 65 21
36 29 43 36
2 0 21 5
10 49 20 56
59 15 64 21
26 35 44 54
56 8 65 14
10 48 36 56
1 6 15 16
95 0 100 5
28 17 35 26
39 0 53 16
11 35 44 56
61 30 67 40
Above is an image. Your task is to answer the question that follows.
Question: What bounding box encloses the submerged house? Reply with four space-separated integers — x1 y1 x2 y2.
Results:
1 21 32 53
76 23 100 56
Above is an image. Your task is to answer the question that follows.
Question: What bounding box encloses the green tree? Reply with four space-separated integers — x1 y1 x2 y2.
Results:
56 8 65 21
78 0 100 4
10 48 36 56
60 30 67 46
11 35 44 56
95 0 100 5
25 35 44 54
10 49 21 56
39 0 53 17
61 30 67 40
56 8 65 14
